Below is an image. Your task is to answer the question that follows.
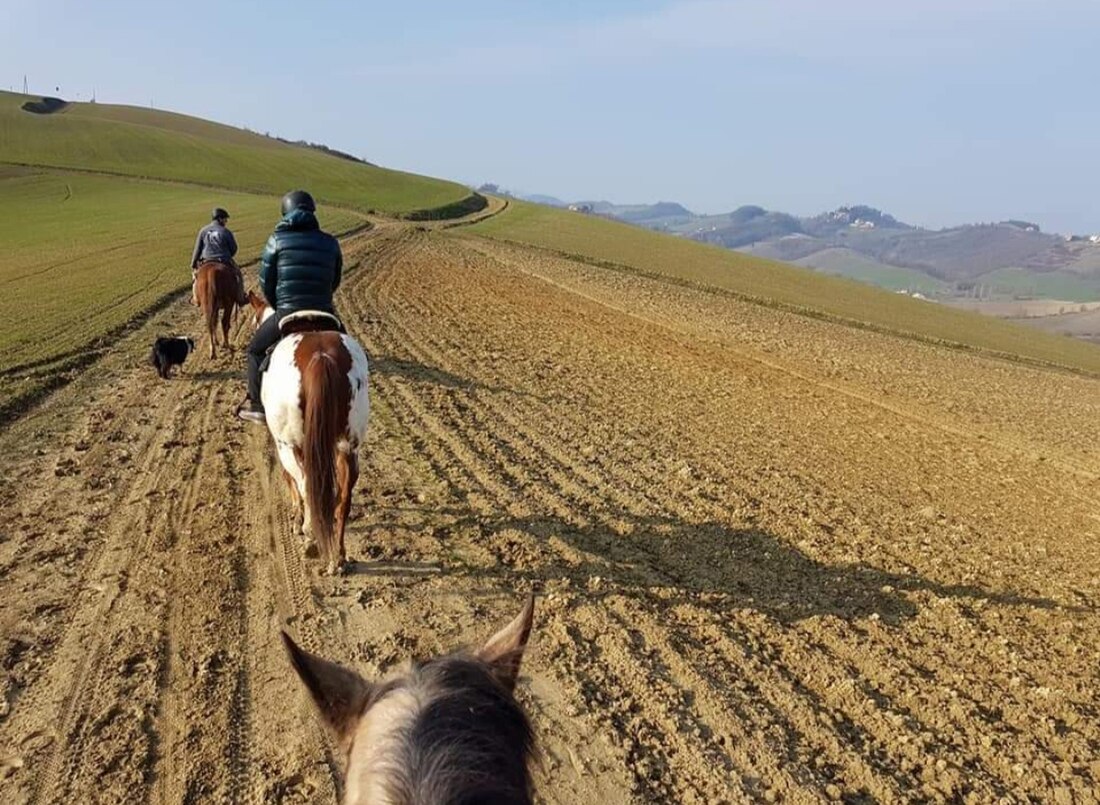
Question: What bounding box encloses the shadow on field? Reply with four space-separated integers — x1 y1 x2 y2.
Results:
188 369 241 382
353 508 1065 624
372 354 543 400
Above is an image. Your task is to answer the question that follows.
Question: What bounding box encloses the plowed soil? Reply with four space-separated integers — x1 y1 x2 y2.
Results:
1 224 1098 804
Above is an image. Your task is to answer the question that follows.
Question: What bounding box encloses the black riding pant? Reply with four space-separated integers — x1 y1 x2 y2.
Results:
246 311 285 408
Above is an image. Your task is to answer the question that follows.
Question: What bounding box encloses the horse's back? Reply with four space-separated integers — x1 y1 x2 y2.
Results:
262 332 369 445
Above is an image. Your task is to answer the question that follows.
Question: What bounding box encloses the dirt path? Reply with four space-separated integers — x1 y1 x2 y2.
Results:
1 225 1098 803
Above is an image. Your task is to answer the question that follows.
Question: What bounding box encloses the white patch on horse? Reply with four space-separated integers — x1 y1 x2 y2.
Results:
261 334 306 446
343 334 371 448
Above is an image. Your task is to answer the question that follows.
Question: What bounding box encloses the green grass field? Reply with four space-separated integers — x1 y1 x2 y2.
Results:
468 201 1100 374
0 171 360 414
974 267 1100 303
0 91 473 215
795 248 950 295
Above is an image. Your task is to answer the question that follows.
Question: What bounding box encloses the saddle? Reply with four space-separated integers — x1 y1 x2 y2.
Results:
278 309 343 335
258 310 346 375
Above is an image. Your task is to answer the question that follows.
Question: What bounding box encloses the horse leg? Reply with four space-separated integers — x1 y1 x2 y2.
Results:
207 306 218 359
333 449 357 574
282 468 302 517
277 442 310 538
221 303 233 349
290 446 317 554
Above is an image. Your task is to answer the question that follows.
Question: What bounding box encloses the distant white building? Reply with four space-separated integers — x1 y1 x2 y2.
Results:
1089 235 1100 244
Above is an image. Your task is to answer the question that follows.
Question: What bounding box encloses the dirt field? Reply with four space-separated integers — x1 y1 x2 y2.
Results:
1 223 1099 803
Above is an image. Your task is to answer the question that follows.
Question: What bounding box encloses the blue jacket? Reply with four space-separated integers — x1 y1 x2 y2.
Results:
259 209 342 313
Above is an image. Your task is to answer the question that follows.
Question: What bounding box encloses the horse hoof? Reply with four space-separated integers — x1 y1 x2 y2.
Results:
305 542 320 559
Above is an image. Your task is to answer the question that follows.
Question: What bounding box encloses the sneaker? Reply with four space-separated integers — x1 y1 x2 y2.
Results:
237 408 266 425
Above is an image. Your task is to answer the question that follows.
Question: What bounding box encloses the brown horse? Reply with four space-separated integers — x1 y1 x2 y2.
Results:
283 596 536 804
245 290 269 328
194 261 239 358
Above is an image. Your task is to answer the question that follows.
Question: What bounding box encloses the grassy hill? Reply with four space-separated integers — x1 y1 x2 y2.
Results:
0 91 475 216
793 248 949 294
0 170 361 418
974 267 1100 302
468 202 1100 374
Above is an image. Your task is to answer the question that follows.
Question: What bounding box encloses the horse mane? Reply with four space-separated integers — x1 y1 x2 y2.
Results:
379 654 535 805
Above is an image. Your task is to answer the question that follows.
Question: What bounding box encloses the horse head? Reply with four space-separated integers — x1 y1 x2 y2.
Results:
245 290 271 329
282 596 536 804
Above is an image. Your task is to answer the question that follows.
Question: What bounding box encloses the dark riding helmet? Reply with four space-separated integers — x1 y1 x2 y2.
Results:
211 207 230 221
281 190 316 216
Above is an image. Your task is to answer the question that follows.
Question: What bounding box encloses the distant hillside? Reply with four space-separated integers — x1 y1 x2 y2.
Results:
521 193 568 207
538 195 1100 302
0 91 479 217
581 200 695 226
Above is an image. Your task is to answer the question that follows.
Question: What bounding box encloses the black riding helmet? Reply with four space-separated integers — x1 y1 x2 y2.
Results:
211 207 230 221
281 190 316 216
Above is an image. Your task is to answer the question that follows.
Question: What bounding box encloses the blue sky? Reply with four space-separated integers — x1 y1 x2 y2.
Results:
2 0 1098 232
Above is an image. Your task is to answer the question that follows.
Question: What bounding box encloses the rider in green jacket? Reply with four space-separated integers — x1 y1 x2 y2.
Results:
238 190 343 424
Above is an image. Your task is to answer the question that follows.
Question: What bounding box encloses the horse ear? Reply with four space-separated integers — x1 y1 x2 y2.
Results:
281 631 371 749
477 595 535 692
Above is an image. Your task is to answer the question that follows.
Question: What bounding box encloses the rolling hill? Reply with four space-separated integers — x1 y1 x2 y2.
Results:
0 91 479 216
790 247 949 294
524 195 1100 302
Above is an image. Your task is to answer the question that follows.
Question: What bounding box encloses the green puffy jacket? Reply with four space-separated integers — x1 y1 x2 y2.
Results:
259 209 342 313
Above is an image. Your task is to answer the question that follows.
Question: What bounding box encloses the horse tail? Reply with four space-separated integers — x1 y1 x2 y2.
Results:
301 348 347 567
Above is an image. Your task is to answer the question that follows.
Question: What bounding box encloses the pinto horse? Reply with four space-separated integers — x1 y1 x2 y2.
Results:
249 294 370 573
282 596 536 804
195 261 239 358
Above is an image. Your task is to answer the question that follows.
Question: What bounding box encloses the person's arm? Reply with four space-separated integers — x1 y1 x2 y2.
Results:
190 227 205 269
260 234 279 306
331 241 343 292
226 228 238 259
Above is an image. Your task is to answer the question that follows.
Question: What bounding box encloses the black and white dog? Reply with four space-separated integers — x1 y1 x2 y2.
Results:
150 336 195 379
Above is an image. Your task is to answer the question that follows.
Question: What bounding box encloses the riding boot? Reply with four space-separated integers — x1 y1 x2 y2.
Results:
243 311 283 419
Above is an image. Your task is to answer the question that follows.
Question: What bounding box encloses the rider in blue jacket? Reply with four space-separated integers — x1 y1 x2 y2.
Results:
238 190 343 424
